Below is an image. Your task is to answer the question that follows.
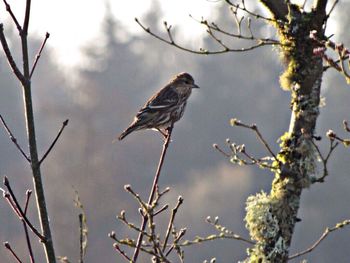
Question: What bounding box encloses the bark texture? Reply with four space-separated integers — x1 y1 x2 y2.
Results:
244 1 328 262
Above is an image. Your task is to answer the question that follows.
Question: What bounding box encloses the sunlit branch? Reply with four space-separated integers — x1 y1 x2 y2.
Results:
135 18 279 55
289 219 350 260
30 32 50 78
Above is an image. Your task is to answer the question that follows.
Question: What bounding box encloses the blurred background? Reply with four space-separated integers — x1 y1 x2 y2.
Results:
1 0 350 262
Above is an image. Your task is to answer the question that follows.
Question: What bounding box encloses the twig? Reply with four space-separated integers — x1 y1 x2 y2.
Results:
73 188 88 263
165 228 186 257
132 124 174 262
3 176 46 241
153 204 169 216
225 0 277 23
326 0 339 20
148 209 170 263
190 15 280 44
162 196 184 251
0 24 26 85
207 216 255 245
2 0 22 32
109 232 158 257
135 18 278 55
212 144 230 157
124 185 148 211
30 32 50 78
289 219 350 259
0 114 31 162
23 190 35 263
113 244 131 262
116 210 152 239
23 0 31 34
39 119 69 165
231 118 278 161
310 136 338 183
1 0 57 260
79 214 84 263
4 242 23 263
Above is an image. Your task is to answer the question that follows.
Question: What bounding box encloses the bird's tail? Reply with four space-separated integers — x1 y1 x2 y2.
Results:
113 126 136 142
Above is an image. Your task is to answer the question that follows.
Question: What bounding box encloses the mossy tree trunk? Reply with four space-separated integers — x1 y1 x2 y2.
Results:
244 1 328 262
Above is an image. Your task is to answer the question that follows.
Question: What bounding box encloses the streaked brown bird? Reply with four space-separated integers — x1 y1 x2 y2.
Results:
117 72 199 141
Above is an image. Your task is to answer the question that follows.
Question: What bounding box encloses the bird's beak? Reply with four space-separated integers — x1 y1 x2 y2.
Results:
192 84 200 89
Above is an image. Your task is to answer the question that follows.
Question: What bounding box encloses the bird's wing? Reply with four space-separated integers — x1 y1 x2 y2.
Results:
142 85 179 111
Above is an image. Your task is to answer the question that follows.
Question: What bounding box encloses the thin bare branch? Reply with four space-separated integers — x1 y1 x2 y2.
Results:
113 244 131 262
153 204 169 216
0 114 31 162
2 0 22 32
165 228 186 257
162 196 184 252
3 176 46 241
231 118 278 162
0 24 26 85
23 190 35 263
225 0 277 22
39 119 69 165
30 32 50 78
311 134 338 183
4 242 23 263
22 0 31 34
109 232 158 258
327 0 339 19
135 18 278 55
213 143 231 158
79 214 84 263
289 219 350 259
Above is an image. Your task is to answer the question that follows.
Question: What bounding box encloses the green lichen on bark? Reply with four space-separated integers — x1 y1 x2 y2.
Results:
243 2 325 262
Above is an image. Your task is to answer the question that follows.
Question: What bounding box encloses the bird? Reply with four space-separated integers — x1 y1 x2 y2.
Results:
117 72 200 141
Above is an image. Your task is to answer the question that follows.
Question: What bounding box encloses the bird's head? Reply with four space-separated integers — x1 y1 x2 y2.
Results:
173 72 200 89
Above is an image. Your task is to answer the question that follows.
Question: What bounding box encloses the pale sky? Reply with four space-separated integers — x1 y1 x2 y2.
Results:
0 0 217 68
0 0 345 69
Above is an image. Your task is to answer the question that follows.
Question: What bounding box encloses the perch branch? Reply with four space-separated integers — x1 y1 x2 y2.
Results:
132 124 174 262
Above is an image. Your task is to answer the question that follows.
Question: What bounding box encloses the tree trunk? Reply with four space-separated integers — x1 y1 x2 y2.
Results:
244 2 327 262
